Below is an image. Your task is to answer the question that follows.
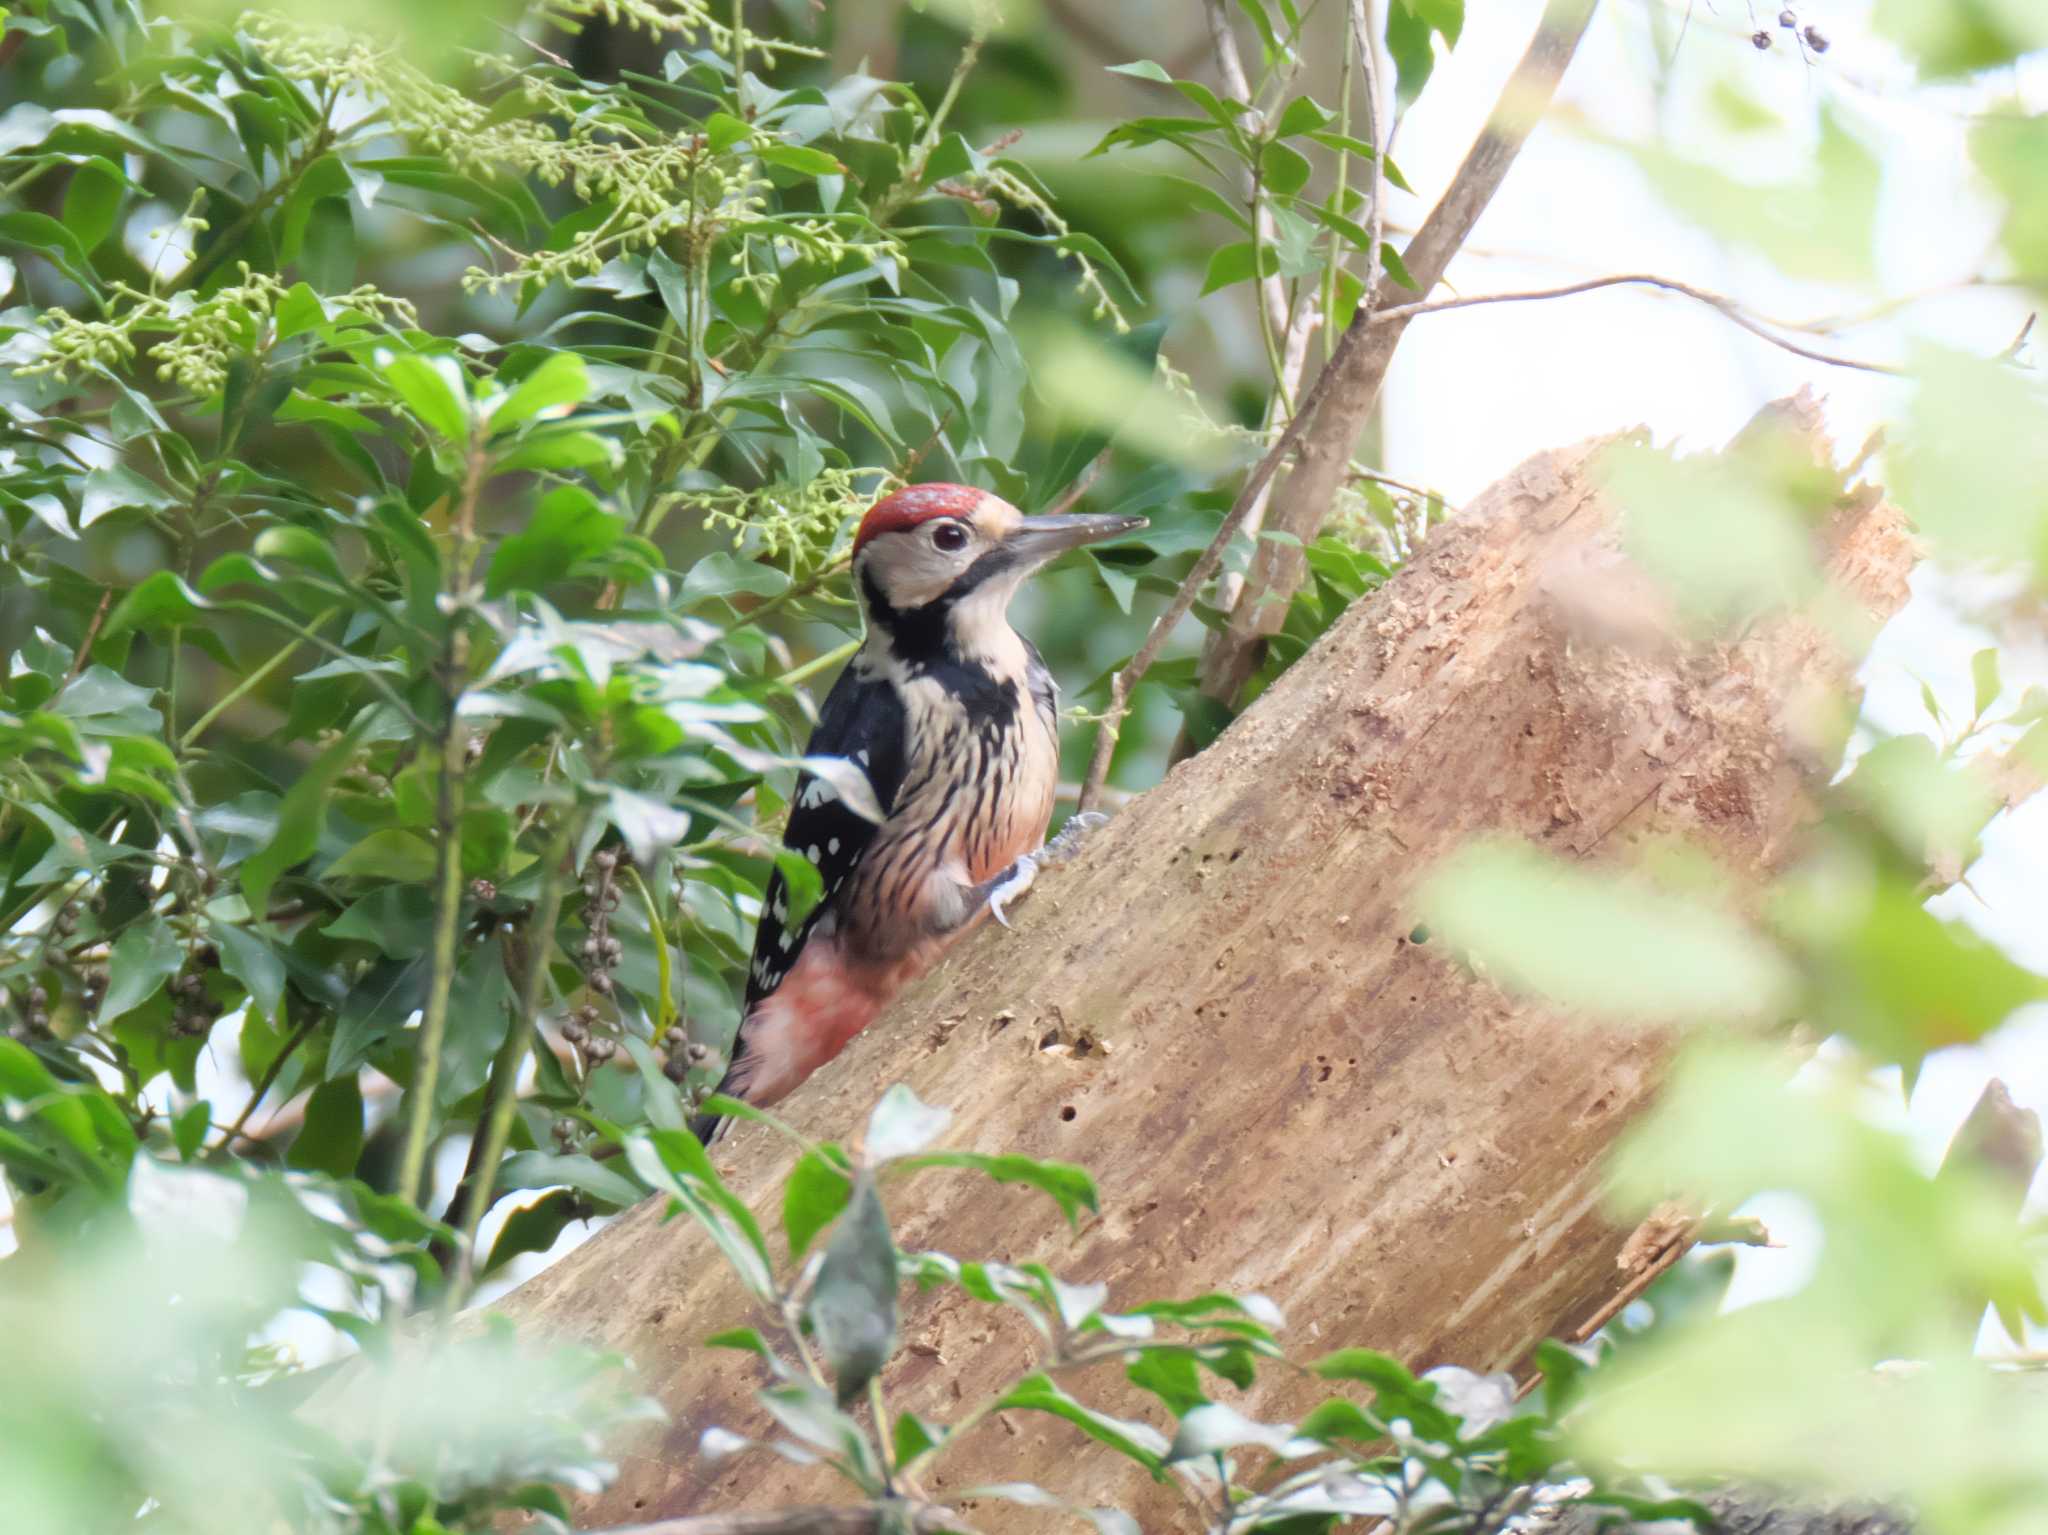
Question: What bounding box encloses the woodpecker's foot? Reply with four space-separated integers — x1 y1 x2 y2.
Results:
1041 810 1110 865
986 855 1038 929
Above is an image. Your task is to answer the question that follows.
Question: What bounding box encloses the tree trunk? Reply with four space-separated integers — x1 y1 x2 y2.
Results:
498 394 1916 1529
1545 1491 1912 1535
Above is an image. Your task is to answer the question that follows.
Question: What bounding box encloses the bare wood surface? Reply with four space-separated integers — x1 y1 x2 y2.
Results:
500 396 1916 1530
597 1503 971 1535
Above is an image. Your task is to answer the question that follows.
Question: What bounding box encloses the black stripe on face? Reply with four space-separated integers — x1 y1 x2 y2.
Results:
859 543 1023 661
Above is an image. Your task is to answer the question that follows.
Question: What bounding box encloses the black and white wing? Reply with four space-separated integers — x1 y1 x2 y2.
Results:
742 666 908 1007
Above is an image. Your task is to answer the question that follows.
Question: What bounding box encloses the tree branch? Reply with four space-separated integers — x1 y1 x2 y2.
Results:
1369 273 1906 376
1189 0 1601 716
503 398 1936 1531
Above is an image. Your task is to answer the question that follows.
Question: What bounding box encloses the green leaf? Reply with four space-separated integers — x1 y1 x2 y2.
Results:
623 1129 775 1298
327 955 428 1078
300 196 356 291
892 1412 940 1466
808 1174 898 1405
289 1074 364 1177
54 666 161 735
1126 1348 1207 1415
1418 839 1797 1025
486 485 625 597
1306 130 1415 193
706 1326 777 1358
102 571 216 637
678 551 795 610
1971 111 2048 281
243 720 368 923
323 884 436 956
783 1147 853 1260
993 1374 1168 1472
483 1188 584 1276
251 525 351 587
1623 109 1877 285
1199 239 1276 296
62 157 124 254
1310 1346 1419 1389
488 350 590 433
0 210 96 291
1973 647 2002 718
1891 347 2048 575
704 110 750 151
493 428 621 474
275 281 327 340
1106 60 1241 129
1274 95 1334 137
98 919 185 1026
1385 0 1464 106
211 921 286 1025
172 1099 212 1162
1259 139 1313 197
498 1150 645 1208
378 349 471 442
1295 1397 1380 1442
442 936 514 1105
759 142 843 177
325 829 439 884
80 465 175 527
892 1151 1099 1226
1873 0 2047 77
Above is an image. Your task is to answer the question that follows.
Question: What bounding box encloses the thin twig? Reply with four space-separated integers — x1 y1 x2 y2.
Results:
396 429 488 1209
446 809 585 1301
179 605 341 750
1075 334 1355 812
210 1010 320 1158
1351 466 1455 510
1206 0 1294 405
1183 0 1602 716
1198 0 1324 623
62 590 114 684
1347 0 1391 330
1369 272 1907 376
1998 312 2037 364
1041 447 1113 518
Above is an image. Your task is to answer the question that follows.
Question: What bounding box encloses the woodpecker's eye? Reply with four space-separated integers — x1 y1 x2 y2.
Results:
930 521 969 553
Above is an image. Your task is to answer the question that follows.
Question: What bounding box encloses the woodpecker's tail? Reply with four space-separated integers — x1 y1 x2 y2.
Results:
689 1058 746 1144
689 1073 732 1144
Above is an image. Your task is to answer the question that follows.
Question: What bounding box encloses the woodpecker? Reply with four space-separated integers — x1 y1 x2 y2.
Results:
690 484 1143 1142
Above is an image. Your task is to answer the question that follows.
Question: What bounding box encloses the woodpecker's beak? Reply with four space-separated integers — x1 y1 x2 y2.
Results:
1002 512 1149 567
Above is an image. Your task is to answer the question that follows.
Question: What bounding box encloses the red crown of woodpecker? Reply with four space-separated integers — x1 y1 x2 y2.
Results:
852 483 987 558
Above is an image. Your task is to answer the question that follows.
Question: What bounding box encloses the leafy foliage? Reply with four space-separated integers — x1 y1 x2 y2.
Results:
664 1084 1700 1535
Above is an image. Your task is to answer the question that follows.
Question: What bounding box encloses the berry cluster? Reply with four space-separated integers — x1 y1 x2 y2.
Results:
1755 8 1829 53
661 1025 710 1086
562 849 625 1070
7 983 53 1042
170 945 222 1038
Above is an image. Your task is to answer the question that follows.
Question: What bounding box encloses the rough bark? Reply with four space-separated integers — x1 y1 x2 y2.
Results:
500 395 1915 1530
1545 1491 1912 1535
